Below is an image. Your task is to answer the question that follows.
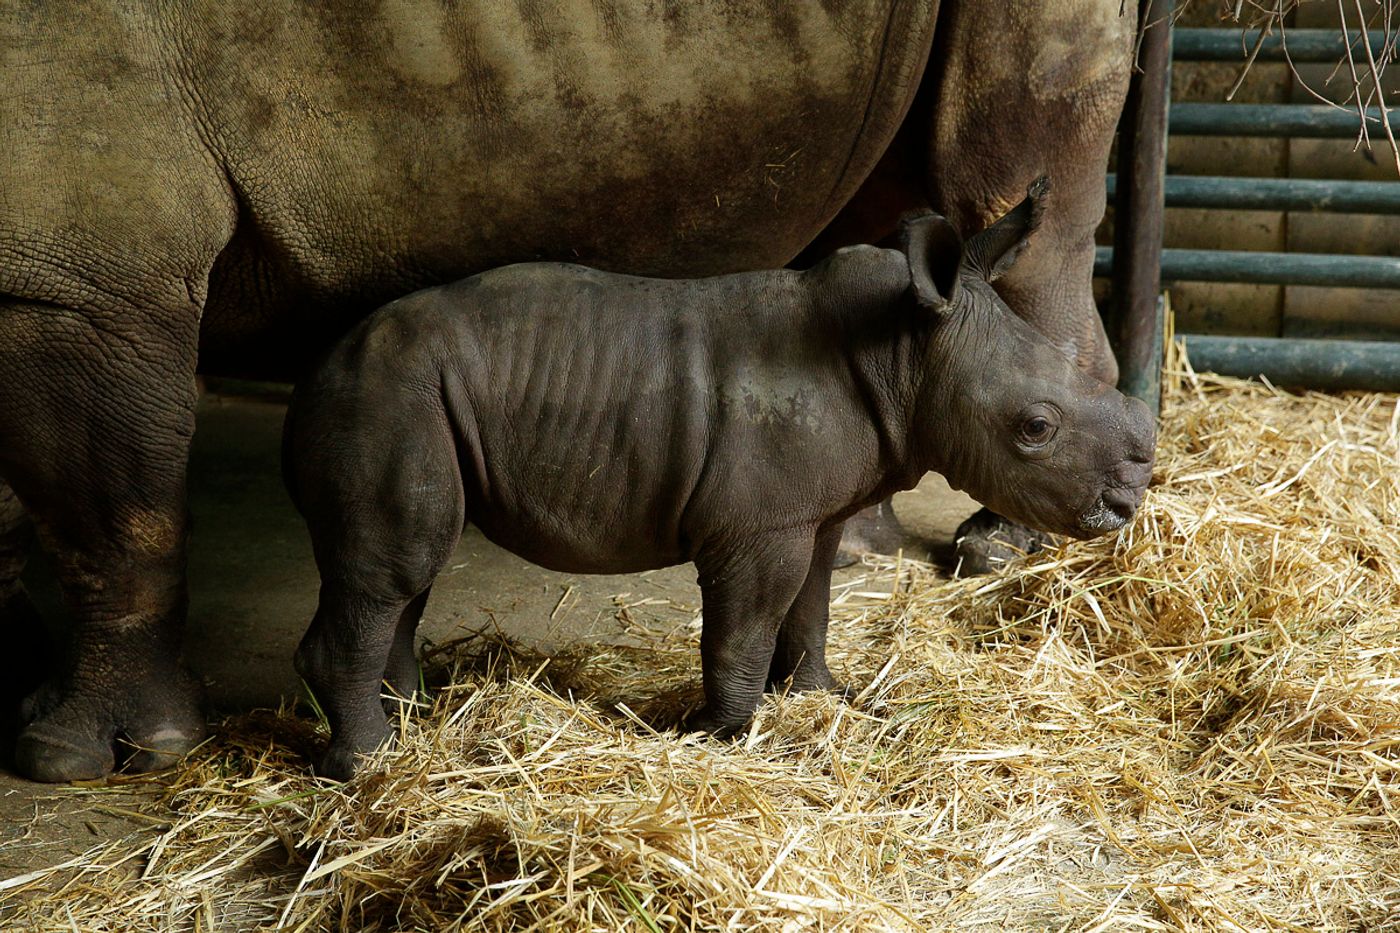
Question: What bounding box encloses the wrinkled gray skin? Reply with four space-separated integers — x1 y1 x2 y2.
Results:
285 191 1155 780
0 1 1138 781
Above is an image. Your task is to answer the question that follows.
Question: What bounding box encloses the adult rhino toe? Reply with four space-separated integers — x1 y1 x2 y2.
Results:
953 508 1050 577
15 721 116 782
12 666 206 782
122 721 208 774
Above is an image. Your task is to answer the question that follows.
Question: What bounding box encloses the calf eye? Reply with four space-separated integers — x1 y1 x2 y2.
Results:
1019 415 1057 446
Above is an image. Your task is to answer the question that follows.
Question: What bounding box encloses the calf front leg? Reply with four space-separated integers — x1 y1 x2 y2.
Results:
685 531 816 737
0 300 206 782
768 523 845 695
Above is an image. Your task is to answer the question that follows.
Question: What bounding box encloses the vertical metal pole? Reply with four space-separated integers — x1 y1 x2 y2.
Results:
1110 0 1172 412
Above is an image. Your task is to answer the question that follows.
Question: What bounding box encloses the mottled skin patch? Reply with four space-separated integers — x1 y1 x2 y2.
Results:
0 0 1137 781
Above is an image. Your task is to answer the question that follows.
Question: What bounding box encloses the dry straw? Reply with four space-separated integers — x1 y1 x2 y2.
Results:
5 348 1399 931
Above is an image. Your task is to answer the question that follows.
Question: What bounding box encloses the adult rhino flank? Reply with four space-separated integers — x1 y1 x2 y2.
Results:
0 1 1138 782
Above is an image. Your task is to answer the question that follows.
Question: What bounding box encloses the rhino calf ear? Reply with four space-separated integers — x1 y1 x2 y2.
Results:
899 210 964 313
965 175 1050 283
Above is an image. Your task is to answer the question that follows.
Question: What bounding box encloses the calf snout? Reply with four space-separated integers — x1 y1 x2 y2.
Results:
1078 455 1153 536
1109 454 1154 491
1123 395 1157 463
1074 392 1156 538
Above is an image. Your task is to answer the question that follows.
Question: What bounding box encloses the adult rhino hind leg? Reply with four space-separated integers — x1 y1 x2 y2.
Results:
834 500 911 568
0 300 208 782
927 0 1137 575
0 482 49 741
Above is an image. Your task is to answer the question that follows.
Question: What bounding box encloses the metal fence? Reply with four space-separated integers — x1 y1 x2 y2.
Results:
1099 13 1400 405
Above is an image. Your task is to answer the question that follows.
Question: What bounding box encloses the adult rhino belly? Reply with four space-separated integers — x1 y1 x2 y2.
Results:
192 0 935 379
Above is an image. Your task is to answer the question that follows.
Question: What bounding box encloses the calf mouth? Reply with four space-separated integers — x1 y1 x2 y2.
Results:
1074 485 1146 538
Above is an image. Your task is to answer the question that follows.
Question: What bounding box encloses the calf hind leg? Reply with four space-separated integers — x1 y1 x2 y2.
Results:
295 527 457 780
295 584 435 781
287 389 463 780
382 589 431 716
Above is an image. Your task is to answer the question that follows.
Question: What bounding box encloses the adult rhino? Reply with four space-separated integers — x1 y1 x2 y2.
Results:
0 0 1136 781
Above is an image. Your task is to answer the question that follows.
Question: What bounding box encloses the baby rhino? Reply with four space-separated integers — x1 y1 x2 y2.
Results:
284 179 1156 779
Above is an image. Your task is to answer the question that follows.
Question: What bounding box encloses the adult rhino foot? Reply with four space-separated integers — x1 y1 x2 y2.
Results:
834 499 910 568
953 508 1051 577
15 664 206 783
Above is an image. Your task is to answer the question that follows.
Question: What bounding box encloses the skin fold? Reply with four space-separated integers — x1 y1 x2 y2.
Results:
0 0 1138 781
284 192 1155 780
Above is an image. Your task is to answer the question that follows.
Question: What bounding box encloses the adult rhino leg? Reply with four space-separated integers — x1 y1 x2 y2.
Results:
926 0 1137 574
0 482 48 733
802 130 927 568
0 300 207 782
832 499 910 568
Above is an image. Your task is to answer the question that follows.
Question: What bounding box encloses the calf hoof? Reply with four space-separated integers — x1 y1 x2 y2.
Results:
811 679 854 701
681 705 752 740
14 669 207 783
767 669 848 698
315 745 364 783
316 721 393 782
380 681 428 720
953 508 1050 576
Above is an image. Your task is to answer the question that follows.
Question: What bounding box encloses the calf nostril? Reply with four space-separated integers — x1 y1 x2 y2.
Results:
1101 486 1141 518
1111 459 1153 488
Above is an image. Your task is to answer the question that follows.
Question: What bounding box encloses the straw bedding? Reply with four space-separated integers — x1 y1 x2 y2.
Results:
5 353 1399 931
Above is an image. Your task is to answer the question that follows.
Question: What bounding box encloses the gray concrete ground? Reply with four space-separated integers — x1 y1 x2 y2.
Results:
0 390 978 884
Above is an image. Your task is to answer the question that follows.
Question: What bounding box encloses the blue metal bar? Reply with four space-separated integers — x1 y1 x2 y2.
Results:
1106 174 1400 213
1094 247 1400 288
1173 27 1392 63
1171 102 1388 137
1181 334 1400 391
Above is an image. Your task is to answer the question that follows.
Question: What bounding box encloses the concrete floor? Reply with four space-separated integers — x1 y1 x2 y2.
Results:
0 389 979 884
